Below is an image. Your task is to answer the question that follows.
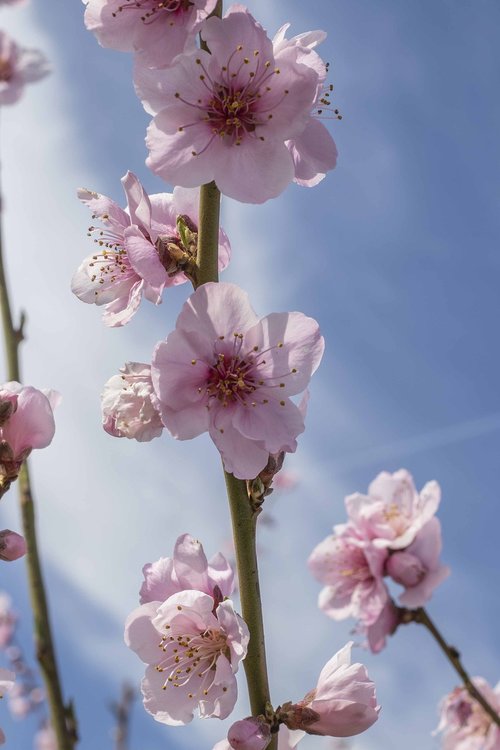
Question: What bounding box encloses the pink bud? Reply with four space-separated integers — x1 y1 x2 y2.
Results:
0 530 26 561
386 551 425 587
228 717 272 750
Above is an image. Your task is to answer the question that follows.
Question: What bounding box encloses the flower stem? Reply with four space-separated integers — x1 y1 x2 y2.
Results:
196 180 220 287
224 473 275 721
406 607 500 727
0 204 77 748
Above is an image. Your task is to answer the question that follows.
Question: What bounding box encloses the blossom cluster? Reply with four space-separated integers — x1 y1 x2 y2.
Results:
436 679 500 750
308 469 450 652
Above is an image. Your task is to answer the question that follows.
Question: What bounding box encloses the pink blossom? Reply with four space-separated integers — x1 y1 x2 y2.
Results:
101 362 164 442
139 532 234 604
272 25 338 186
436 679 500 750
345 469 441 550
135 7 323 203
84 0 216 68
8 683 30 718
280 642 379 738
0 31 49 106
125 590 249 724
359 599 401 654
214 726 304 750
227 717 271 750
0 593 16 648
0 530 26 561
0 382 58 495
34 726 57 750
72 173 230 326
308 525 389 626
0 668 15 746
386 517 450 608
151 282 324 479
0 0 28 5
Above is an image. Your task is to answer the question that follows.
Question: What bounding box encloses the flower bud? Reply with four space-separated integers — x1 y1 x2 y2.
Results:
0 530 26 561
386 551 425 587
227 717 272 750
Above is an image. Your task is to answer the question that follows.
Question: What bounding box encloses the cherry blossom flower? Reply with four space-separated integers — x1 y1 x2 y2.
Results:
0 530 26 561
0 382 58 497
386 517 450 608
135 7 323 203
125 590 249 725
435 679 500 750
72 172 230 326
0 668 15 745
214 726 305 750
0 594 15 649
279 642 379 738
139 532 234 604
101 362 164 442
84 0 216 68
358 599 401 654
0 31 49 106
308 524 389 627
272 25 338 187
152 282 324 479
34 725 57 750
345 469 441 550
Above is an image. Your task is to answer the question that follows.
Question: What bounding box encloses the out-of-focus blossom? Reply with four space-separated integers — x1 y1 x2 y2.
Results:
0 31 49 106
359 599 401 655
345 469 440 550
101 362 164 442
308 525 388 626
152 282 324 479
0 594 15 648
0 530 26 561
84 0 216 68
135 7 325 203
72 173 230 326
139 532 234 604
0 382 58 497
435 679 500 750
0 668 15 745
214 726 305 750
0 0 28 5
279 642 379 738
8 682 30 718
227 716 271 750
386 517 450 607
34 725 57 750
125 590 249 724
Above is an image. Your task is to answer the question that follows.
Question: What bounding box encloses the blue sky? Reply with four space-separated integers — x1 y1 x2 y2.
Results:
0 1 499 749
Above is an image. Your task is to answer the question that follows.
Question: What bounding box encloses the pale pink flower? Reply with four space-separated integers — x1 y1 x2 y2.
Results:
84 0 216 68
0 382 58 496
359 599 401 654
135 7 322 203
227 717 271 750
308 525 389 626
0 530 26 561
0 31 49 106
72 172 230 326
386 517 450 608
436 679 500 750
280 642 379 738
101 362 164 442
8 683 30 718
139 532 234 604
151 282 324 479
345 469 441 550
125 590 249 725
34 725 57 750
214 726 304 750
272 25 338 187
0 668 15 746
0 593 16 649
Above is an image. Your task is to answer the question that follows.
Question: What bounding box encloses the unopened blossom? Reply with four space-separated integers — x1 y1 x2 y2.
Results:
308 524 388 627
0 382 58 496
0 668 15 745
72 172 230 326
214 726 305 750
101 362 164 442
125 590 249 725
0 31 49 106
0 530 26 561
345 469 441 550
272 25 338 186
84 0 216 68
227 716 271 750
279 642 379 738
436 679 500 750
139 532 234 604
0 594 15 648
152 282 324 479
386 517 450 608
135 7 323 203
34 725 57 750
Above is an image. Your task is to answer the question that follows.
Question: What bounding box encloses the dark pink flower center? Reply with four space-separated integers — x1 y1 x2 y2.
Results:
331 539 372 582
112 0 192 23
86 222 137 295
